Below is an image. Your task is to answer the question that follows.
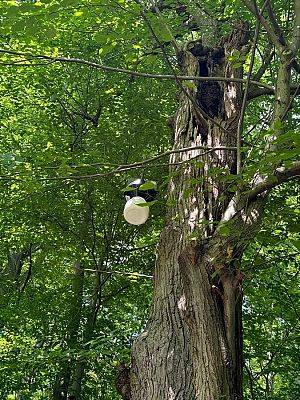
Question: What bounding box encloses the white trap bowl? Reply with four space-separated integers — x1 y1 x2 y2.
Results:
123 196 150 225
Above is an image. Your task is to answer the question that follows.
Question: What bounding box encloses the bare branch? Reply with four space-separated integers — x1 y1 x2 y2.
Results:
0 49 273 90
247 82 300 100
247 86 274 99
83 268 153 279
0 145 237 182
41 145 237 180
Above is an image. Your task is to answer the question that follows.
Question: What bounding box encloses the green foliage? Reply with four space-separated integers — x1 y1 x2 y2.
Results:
243 187 300 399
0 0 298 399
0 2 172 397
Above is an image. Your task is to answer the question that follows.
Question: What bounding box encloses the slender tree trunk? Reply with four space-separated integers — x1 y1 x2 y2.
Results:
53 262 84 400
53 188 98 400
127 24 254 400
68 272 102 399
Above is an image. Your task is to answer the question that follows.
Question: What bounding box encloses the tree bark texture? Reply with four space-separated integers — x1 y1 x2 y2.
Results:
128 24 256 400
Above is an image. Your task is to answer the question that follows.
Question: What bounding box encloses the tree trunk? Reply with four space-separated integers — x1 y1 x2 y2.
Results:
127 24 253 400
53 262 84 400
53 188 99 400
68 271 102 400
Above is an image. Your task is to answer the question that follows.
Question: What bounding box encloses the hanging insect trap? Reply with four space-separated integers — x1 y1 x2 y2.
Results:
123 178 157 225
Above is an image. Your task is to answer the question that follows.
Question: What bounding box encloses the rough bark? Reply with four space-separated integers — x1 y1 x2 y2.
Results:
119 1 297 394
127 24 252 400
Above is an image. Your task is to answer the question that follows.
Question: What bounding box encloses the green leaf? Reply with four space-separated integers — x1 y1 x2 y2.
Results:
74 11 83 17
139 181 157 190
218 224 231 236
291 240 300 251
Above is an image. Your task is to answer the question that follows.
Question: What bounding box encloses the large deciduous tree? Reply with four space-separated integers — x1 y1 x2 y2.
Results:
0 1 299 399
124 2 300 400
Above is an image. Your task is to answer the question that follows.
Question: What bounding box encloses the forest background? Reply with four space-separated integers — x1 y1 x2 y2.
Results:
0 0 299 399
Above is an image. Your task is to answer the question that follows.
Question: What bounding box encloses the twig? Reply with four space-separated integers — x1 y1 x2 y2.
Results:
255 325 296 378
102 284 131 303
0 145 237 182
40 147 231 181
149 0 180 54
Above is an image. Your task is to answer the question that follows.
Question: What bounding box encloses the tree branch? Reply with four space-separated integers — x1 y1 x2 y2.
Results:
237 0 268 173
265 0 287 46
0 49 273 90
291 0 300 55
253 48 274 81
247 82 300 100
220 161 299 226
280 82 300 120
242 0 286 51
247 86 274 99
0 145 237 182
83 268 153 279
248 161 300 200
291 59 300 74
